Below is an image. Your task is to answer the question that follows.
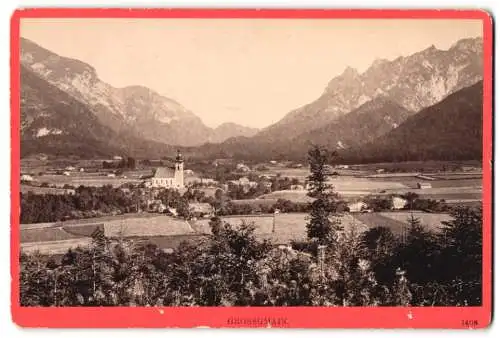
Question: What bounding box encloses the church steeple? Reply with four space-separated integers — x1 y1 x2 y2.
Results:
175 149 184 163
174 150 184 188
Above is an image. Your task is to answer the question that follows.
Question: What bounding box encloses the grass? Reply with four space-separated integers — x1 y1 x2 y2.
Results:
191 213 368 245
21 184 75 195
379 211 453 232
353 213 408 237
258 190 313 203
353 211 453 235
419 193 482 200
20 227 80 243
102 215 195 238
131 234 208 250
21 238 92 255
63 223 104 237
35 174 142 188
327 177 408 191
230 198 278 206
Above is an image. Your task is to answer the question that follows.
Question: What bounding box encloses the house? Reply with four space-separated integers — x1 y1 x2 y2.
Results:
107 173 116 178
80 168 85 172
290 184 304 190
195 177 217 185
148 199 167 213
347 201 368 213
63 171 71 176
21 174 34 182
167 207 178 216
236 163 250 172
188 203 215 218
376 169 385 174
113 156 123 161
461 166 478 172
270 160 277 165
417 182 432 189
151 150 185 189
238 177 250 185
392 196 407 210
184 169 194 176
248 181 258 188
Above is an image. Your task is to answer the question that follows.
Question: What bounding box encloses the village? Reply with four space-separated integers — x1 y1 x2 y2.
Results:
19 150 482 255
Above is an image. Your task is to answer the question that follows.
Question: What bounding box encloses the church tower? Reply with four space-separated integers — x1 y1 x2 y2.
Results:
174 149 184 188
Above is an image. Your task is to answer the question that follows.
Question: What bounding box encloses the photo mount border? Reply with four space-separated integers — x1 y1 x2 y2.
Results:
10 8 494 329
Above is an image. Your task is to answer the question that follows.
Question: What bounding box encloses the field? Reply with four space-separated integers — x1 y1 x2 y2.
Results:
21 184 75 195
257 178 481 202
21 227 80 242
258 190 313 203
33 173 143 188
379 211 453 232
20 208 459 254
21 238 92 255
353 213 408 237
255 167 310 179
191 213 368 244
327 176 408 191
368 176 482 189
21 213 196 254
19 163 480 255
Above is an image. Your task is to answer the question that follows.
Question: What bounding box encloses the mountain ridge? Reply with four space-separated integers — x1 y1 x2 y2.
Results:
251 37 483 143
20 37 257 146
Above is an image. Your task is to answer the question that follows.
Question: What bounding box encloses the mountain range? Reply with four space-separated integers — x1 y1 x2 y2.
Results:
19 37 259 150
18 36 484 162
188 37 484 161
343 81 483 163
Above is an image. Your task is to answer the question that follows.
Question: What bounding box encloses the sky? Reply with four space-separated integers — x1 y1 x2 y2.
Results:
20 18 482 129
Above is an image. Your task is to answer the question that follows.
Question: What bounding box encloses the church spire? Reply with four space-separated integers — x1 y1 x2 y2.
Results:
175 149 183 162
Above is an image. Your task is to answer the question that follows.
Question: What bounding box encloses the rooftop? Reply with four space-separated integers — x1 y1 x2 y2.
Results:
154 167 175 178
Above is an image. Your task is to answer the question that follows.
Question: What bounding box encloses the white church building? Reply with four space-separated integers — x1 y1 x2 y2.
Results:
151 150 185 189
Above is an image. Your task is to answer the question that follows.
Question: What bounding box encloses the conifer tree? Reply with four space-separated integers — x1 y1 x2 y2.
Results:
306 145 341 244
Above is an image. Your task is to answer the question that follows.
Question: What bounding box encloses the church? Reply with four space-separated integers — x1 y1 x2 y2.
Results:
151 150 185 189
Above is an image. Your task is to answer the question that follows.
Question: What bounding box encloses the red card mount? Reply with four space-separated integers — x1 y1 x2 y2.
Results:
10 8 493 329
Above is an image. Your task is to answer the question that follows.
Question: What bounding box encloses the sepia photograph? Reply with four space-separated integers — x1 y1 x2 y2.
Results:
10 8 492 328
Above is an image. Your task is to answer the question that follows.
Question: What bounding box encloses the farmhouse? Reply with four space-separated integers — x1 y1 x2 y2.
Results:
189 203 215 218
347 201 368 213
391 196 408 210
151 150 185 189
147 200 164 213
21 174 34 182
236 163 251 172
417 182 432 189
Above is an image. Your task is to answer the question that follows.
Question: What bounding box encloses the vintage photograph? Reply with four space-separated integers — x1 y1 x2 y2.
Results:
16 15 487 309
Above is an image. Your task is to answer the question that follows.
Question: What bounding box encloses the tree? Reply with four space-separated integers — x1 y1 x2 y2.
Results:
127 157 136 170
305 145 341 244
176 198 191 219
438 206 482 305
